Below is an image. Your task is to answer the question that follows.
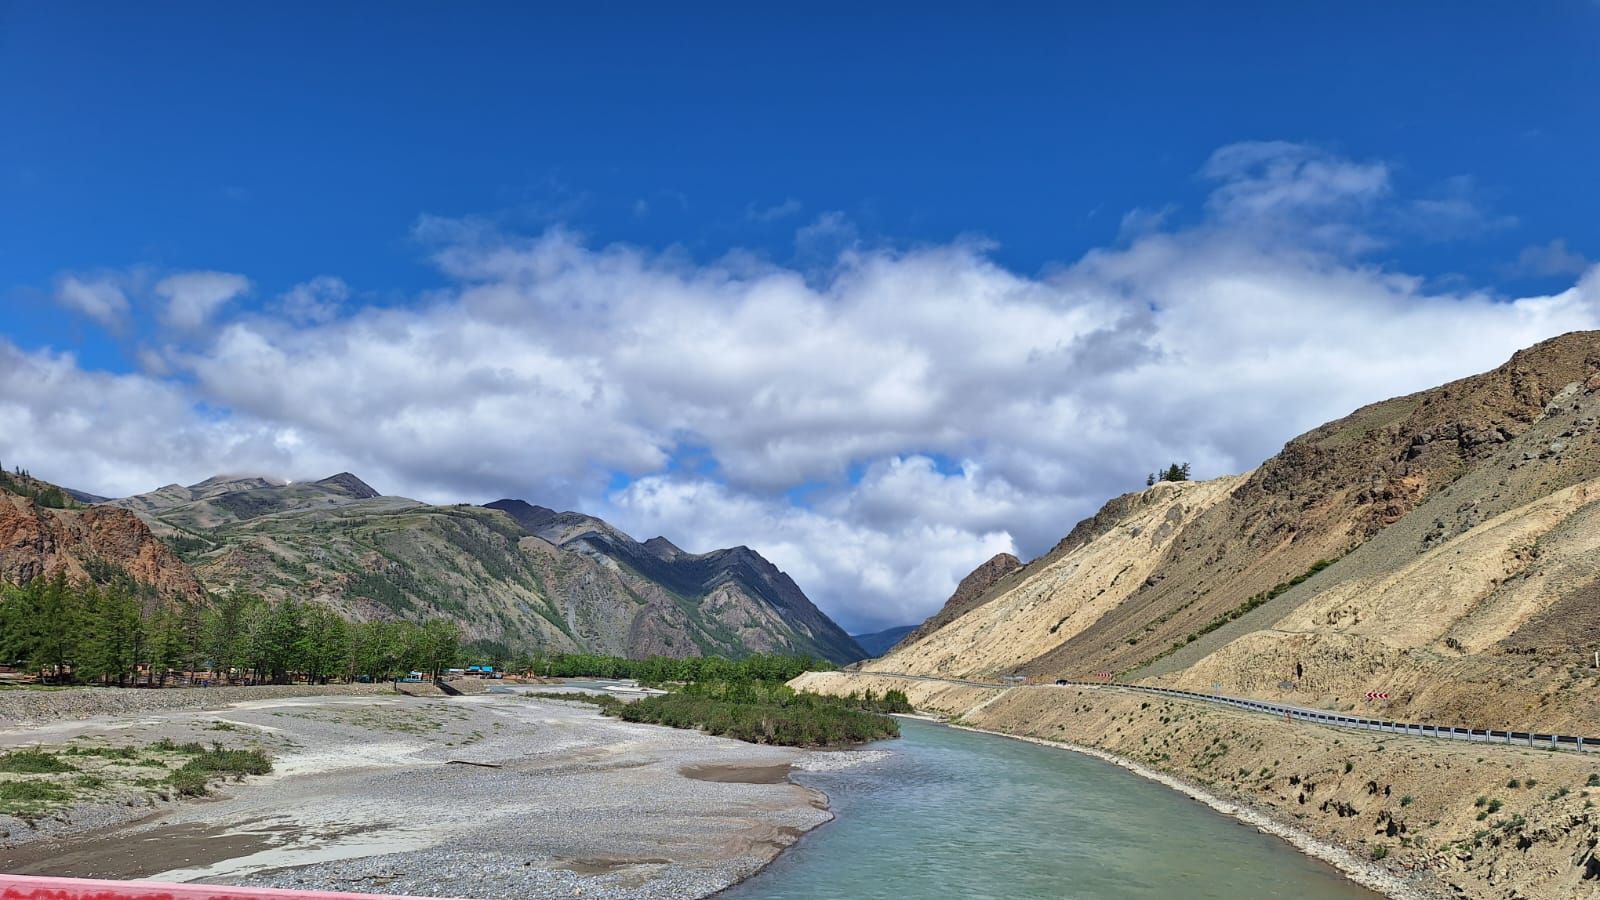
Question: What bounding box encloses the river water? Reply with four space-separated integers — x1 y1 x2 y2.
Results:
728 717 1377 900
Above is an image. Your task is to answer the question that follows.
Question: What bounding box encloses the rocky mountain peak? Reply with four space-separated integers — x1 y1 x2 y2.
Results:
314 472 381 499
189 474 284 495
642 536 684 560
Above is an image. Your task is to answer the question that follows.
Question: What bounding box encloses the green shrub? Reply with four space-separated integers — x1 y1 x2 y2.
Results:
1399 795 1414 807
0 750 76 774
1507 778 1521 789
1486 798 1503 813
188 744 271 777
166 767 211 797
525 692 624 713
163 743 271 797
607 681 900 747
64 745 138 760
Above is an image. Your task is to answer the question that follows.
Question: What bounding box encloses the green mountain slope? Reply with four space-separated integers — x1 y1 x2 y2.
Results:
103 476 863 663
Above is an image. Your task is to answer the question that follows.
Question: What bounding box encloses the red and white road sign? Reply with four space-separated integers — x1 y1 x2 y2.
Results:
1364 690 1391 701
0 874 456 900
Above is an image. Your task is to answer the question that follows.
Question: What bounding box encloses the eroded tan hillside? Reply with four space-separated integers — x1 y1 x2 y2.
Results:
870 477 1244 678
1028 332 1600 680
874 332 1600 735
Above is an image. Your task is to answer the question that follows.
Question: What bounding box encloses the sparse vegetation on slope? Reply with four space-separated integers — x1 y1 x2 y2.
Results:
1152 557 1342 661
0 466 74 508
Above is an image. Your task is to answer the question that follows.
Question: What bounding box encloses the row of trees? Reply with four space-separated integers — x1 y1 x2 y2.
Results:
0 572 462 686
1146 462 1191 486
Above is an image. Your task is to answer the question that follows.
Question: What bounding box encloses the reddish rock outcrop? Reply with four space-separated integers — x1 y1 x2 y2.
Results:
0 490 207 606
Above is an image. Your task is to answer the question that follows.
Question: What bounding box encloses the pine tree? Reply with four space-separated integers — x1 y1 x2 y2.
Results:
80 582 144 686
298 603 350 684
420 619 462 680
150 607 186 686
205 589 258 683
31 572 83 683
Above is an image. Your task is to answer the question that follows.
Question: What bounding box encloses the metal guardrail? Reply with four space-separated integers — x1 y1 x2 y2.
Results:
1054 681 1600 753
0 874 453 899
855 671 1600 753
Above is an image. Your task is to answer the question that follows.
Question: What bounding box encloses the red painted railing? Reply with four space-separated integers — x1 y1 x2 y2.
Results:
0 875 455 900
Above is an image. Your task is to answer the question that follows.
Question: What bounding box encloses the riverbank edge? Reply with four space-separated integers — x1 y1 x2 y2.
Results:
706 782 837 899
933 719 1418 900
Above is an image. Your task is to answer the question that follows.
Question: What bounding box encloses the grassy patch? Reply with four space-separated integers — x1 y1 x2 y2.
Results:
165 743 272 797
0 779 69 813
0 749 77 774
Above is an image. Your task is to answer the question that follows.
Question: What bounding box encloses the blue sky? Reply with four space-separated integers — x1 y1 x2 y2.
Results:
2 2 1598 630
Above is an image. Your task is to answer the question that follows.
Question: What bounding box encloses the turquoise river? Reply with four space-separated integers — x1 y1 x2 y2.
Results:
727 717 1379 900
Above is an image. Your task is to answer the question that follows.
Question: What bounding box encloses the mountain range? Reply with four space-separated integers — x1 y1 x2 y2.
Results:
0 469 864 663
849 625 917 657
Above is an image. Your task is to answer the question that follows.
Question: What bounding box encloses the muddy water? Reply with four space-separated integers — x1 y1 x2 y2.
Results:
2 818 289 877
728 717 1379 900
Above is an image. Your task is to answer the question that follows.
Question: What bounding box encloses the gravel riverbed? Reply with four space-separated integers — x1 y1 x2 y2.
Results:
0 682 391 725
0 686 876 899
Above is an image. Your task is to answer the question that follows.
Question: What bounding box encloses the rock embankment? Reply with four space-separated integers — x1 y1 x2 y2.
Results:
0 683 392 726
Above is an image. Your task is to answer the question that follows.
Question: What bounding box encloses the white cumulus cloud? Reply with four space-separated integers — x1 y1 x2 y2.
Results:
53 275 131 330
156 271 251 331
7 141 1600 632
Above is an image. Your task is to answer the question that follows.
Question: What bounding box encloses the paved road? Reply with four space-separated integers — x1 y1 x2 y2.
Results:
850 670 1600 753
